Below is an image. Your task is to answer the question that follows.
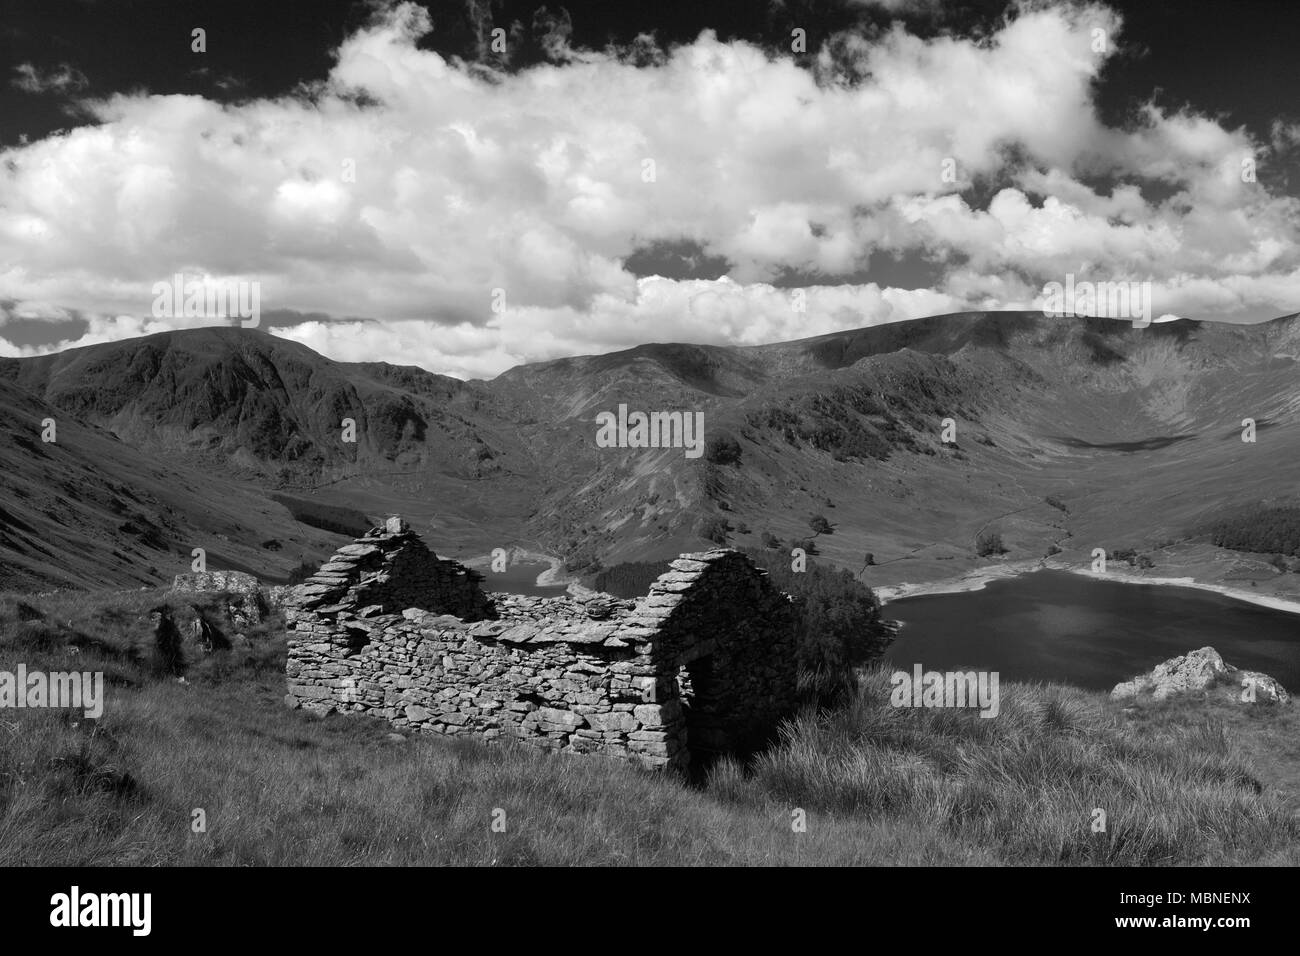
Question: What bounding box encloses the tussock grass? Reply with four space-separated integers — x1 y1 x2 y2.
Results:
0 591 1296 866
727 667 1298 865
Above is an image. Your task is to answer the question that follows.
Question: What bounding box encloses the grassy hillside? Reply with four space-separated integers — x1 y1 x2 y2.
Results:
1 588 1296 866
6 314 1300 599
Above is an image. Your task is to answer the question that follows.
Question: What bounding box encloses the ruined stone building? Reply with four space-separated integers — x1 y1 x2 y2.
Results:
284 518 801 771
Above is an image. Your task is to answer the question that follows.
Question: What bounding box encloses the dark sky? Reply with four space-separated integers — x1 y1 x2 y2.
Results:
4 0 1299 161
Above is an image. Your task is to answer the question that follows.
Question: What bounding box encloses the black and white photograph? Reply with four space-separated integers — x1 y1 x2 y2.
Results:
0 0 1295 932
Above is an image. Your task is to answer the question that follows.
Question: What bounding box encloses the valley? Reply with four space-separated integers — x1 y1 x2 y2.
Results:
1 311 1298 610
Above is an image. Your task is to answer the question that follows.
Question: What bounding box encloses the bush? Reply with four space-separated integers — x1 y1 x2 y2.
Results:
589 551 890 706
761 531 781 550
808 514 833 535
563 541 603 574
794 538 819 556
699 517 730 545
742 549 885 705
150 606 185 677
976 531 1005 557
704 434 742 465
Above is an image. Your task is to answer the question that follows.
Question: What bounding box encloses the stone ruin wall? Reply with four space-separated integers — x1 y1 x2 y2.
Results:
284 519 800 770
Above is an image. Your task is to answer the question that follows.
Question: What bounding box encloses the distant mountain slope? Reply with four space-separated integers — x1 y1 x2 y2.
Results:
0 376 349 590
0 327 527 483
2 311 1298 590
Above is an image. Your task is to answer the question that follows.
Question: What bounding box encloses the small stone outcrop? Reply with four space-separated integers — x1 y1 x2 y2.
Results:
169 569 266 627
285 518 801 771
1110 646 1290 704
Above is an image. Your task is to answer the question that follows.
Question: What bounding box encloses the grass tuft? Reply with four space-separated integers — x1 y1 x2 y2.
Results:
0 591 1296 865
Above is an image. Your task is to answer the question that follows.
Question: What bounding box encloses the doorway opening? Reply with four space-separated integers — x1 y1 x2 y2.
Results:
681 655 727 778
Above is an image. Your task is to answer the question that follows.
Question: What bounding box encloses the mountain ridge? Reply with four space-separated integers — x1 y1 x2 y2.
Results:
2 311 1298 597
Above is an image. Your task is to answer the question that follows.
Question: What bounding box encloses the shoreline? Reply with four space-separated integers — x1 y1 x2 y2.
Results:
874 559 1300 616
461 547 574 588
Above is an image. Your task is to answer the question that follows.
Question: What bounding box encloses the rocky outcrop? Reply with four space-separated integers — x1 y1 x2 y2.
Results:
266 585 301 611
284 520 800 771
169 570 266 627
1110 646 1290 704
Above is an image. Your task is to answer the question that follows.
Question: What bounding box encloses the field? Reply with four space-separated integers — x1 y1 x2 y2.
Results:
1 588 1297 866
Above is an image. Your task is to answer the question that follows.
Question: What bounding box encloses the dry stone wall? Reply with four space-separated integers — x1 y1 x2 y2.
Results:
285 517 800 771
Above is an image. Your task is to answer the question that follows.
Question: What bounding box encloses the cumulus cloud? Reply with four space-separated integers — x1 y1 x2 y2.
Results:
0 0 1298 377
846 0 944 12
264 276 965 379
11 62 88 94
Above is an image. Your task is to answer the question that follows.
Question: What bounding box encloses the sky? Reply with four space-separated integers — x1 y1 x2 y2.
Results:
2 0 1299 379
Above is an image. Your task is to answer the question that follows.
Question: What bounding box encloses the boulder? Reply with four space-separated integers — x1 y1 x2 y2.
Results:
1110 647 1289 704
171 570 266 627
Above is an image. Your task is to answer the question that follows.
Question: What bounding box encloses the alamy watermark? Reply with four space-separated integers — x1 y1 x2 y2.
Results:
50 886 150 936
890 664 1000 718
1041 273 1153 327
595 404 704 459
0 665 103 718
151 272 261 327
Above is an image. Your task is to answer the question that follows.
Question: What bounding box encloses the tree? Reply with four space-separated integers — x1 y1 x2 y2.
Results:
976 530 1005 557
808 514 833 535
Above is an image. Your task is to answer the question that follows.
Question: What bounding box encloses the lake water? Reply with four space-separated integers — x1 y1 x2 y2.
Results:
882 570 1300 691
480 561 569 597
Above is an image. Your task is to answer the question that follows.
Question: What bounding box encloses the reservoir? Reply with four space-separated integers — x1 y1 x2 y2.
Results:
480 560 569 597
882 570 1300 691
